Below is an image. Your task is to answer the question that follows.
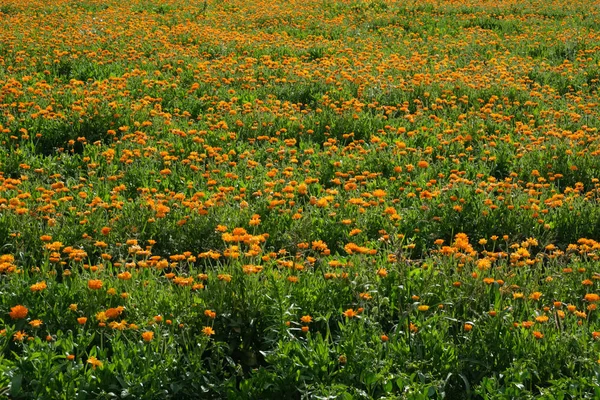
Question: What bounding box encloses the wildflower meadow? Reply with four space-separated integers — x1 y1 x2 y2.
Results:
1 0 600 398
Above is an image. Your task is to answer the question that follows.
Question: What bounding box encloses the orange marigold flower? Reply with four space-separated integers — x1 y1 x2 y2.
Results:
301 326 309 333
204 310 217 319
532 331 544 339
109 320 128 331
87 356 103 369
9 305 28 320
142 331 154 342
417 305 429 312
202 326 215 336
464 324 473 332
96 312 107 322
29 319 43 328
88 279 103 290
78 317 88 325
13 331 27 342
30 281 47 292
342 309 358 318
117 271 132 280
300 315 312 324
522 321 534 329
585 293 600 303
381 334 389 342
105 306 124 319
529 292 542 301
216 225 228 232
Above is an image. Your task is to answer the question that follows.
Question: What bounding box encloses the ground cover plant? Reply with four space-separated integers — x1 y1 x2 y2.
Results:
2 0 600 398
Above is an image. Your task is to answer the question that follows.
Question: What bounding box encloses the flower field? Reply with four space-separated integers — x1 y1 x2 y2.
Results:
2 0 600 397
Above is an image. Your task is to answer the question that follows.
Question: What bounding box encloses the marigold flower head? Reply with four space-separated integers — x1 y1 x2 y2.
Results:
529 292 542 301
522 321 534 329
105 306 125 320
359 292 372 300
142 331 154 342
9 305 28 320
118 271 132 280
96 312 107 322
109 320 128 331
29 319 43 328
342 308 358 318
376 268 388 278
202 326 215 336
535 315 549 323
585 293 600 303
30 281 47 292
88 279 103 290
87 356 103 369
300 315 312 324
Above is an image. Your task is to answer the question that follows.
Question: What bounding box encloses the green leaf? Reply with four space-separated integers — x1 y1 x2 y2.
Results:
10 374 22 397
